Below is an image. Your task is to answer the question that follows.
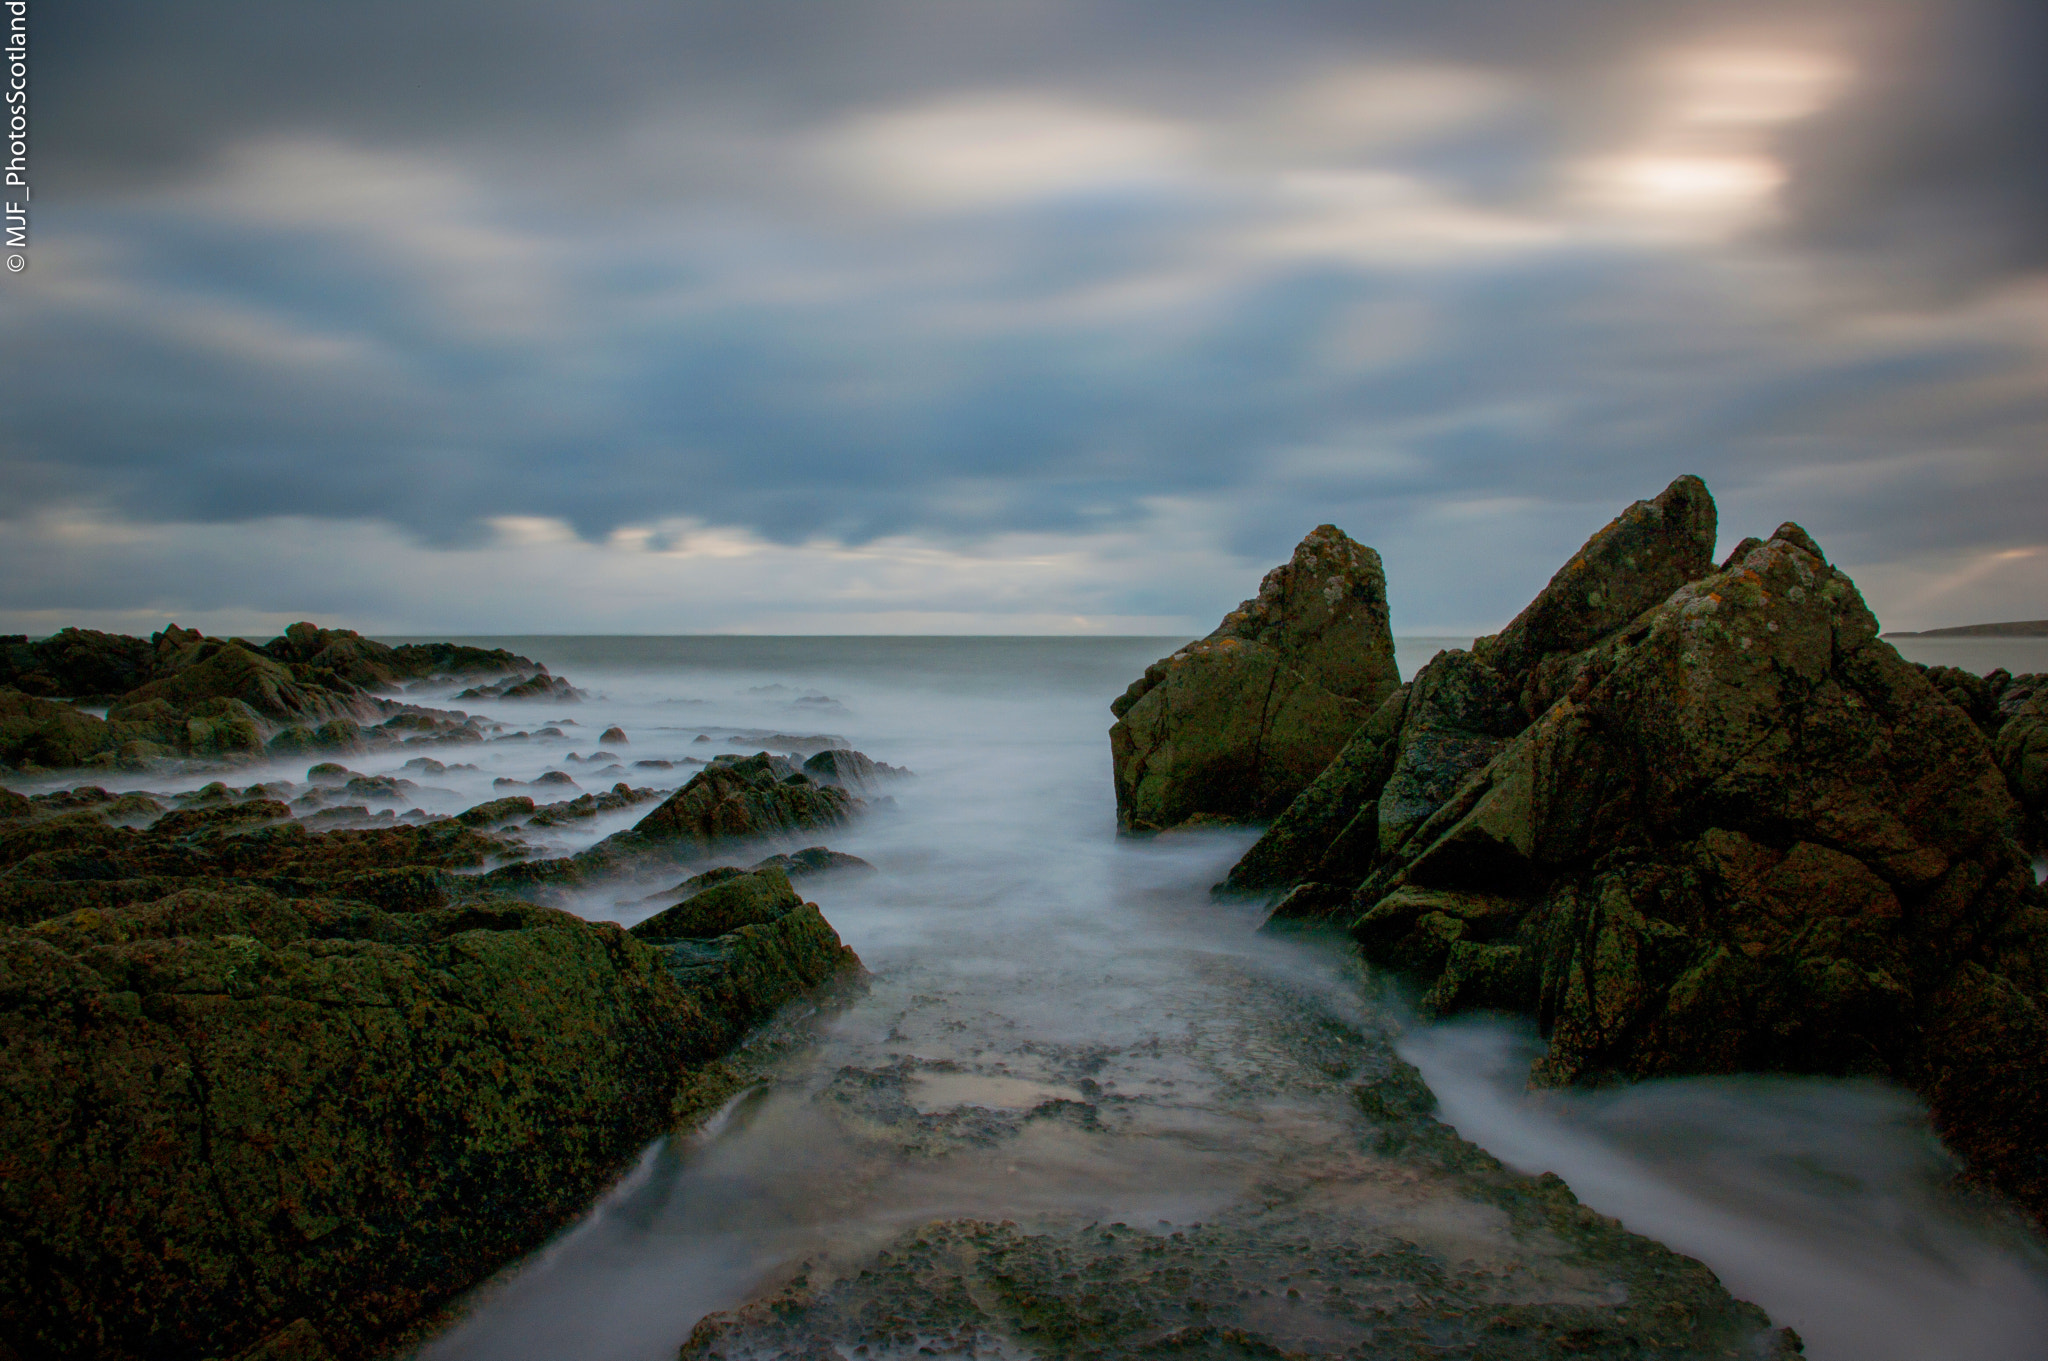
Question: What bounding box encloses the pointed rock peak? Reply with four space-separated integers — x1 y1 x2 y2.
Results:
1768 521 1826 562
1474 474 1718 681
1210 523 1398 705
1718 536 1765 571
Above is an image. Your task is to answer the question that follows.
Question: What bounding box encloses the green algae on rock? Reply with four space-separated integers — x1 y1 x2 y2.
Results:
1110 525 1399 831
0 785 864 1360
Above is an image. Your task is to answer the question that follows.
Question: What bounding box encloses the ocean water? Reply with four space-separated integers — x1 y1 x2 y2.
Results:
24 634 2045 1357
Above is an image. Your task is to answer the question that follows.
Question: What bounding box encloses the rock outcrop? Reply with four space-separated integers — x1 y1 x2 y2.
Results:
602 752 855 859
1109 525 1399 830
1218 476 2048 1229
0 780 862 1360
0 624 577 775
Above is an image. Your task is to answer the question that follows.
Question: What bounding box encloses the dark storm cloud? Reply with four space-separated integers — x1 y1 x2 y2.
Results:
9 0 2046 626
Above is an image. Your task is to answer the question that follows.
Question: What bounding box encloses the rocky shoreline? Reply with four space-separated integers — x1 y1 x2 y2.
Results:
1117 476 2048 1235
0 627 885 1359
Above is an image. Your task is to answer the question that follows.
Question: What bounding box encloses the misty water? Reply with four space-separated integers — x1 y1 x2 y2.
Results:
54 635 2048 1358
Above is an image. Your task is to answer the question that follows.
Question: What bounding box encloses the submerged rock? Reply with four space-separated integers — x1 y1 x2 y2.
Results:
1109 524 1400 831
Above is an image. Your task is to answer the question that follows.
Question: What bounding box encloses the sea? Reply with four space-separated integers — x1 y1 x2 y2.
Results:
44 633 2048 1359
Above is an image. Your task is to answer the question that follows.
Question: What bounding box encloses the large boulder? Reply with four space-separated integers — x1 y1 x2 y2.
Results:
1109 524 1399 830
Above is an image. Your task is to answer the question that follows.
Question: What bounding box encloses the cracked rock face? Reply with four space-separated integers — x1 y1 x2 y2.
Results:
1109 526 1399 831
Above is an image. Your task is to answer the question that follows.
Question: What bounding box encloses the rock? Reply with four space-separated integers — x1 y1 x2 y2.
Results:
454 672 581 703
1218 684 1409 895
120 639 365 728
1332 508 2048 1228
182 697 267 757
0 787 30 822
305 763 355 785
310 717 366 753
0 780 864 1358
631 866 803 940
382 640 549 683
454 795 537 828
1221 475 1723 903
0 628 156 699
266 726 319 757
600 726 628 745
1469 474 1719 711
597 753 854 861
802 748 879 788
0 691 119 770
262 622 407 691
1109 524 1399 830
752 847 875 879
1991 675 2048 851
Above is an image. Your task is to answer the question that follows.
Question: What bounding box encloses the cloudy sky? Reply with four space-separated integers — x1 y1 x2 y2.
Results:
4 0 2044 636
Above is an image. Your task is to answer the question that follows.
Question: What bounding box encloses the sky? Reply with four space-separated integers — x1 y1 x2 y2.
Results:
2 0 2044 637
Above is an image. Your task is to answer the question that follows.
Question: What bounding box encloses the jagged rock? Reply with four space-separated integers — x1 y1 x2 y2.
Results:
1222 476 1722 901
1206 477 2048 1226
1372 649 1524 857
1349 515 2048 1226
1109 525 1399 831
1469 473 1719 717
600 753 853 860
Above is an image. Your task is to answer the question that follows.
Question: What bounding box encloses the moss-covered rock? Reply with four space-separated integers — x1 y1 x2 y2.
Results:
119 642 362 728
599 752 854 860
0 792 863 1359
1109 525 1399 831
0 691 120 770
630 866 802 941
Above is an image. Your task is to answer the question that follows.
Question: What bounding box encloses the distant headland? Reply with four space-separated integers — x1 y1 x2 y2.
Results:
1883 620 2048 638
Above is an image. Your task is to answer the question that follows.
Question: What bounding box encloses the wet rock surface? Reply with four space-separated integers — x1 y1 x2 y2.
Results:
0 765 863 1359
1110 526 1400 832
676 938 1796 1361
1218 478 2048 1231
